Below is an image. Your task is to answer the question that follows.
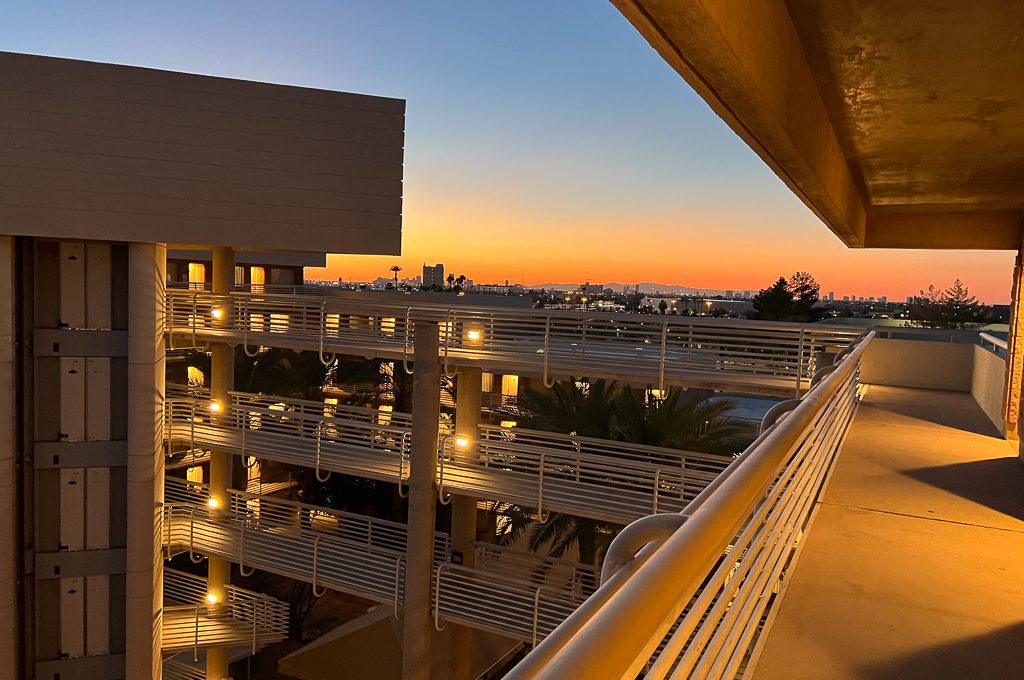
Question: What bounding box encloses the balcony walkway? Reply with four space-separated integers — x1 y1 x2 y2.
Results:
752 385 1024 680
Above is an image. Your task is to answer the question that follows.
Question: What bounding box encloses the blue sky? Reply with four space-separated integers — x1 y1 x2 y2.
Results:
2 1 1014 301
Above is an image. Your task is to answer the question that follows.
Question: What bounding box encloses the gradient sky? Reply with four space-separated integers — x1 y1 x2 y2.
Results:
3 1 1016 302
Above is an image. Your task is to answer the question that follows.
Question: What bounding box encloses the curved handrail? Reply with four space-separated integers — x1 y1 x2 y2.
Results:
507 331 873 679
979 332 1008 352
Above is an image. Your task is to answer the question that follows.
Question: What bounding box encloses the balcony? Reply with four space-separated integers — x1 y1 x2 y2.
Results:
164 387 733 525
162 478 597 644
751 384 1024 679
504 331 1024 679
165 289 862 396
161 568 289 657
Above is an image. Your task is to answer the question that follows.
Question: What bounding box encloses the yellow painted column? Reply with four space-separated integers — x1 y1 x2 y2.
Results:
206 247 234 679
125 242 166 680
449 367 482 680
1003 244 1024 461
402 319 441 680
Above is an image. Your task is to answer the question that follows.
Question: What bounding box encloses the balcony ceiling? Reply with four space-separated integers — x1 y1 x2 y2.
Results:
612 0 1024 249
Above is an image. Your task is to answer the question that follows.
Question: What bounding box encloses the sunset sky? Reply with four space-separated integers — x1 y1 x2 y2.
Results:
5 1 1016 302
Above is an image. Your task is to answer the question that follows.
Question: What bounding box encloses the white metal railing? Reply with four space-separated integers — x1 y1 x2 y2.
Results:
330 380 516 411
506 332 873 679
164 387 732 525
162 479 600 644
161 568 289 658
475 542 599 601
979 332 1008 357
165 290 862 395
162 658 205 680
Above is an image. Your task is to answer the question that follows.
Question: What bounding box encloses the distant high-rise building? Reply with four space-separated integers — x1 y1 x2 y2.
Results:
423 262 445 288
725 290 734 298
828 291 835 301
634 284 641 294
880 296 888 304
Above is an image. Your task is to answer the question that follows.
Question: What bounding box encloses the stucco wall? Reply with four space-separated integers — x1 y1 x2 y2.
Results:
971 344 1006 434
860 338 973 391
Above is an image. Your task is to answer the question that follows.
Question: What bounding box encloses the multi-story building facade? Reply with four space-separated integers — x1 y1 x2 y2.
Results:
422 263 445 289
0 50 405 679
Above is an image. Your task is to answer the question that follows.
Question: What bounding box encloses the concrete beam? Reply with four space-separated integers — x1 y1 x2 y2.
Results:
864 210 1024 249
613 0 867 245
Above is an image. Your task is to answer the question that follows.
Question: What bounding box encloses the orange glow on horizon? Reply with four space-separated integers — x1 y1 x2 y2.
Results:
306 214 1016 305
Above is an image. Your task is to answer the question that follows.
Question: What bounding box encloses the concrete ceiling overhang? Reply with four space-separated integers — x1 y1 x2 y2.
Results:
612 0 1024 249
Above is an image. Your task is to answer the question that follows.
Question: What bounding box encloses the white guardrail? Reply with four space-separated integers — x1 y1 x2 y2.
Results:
979 332 1008 356
505 332 873 680
162 658 206 680
163 478 597 644
164 386 733 525
161 567 289 658
165 290 862 396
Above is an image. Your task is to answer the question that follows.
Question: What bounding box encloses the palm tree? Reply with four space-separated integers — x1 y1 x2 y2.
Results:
389 264 402 287
515 379 619 438
610 388 744 454
500 379 742 569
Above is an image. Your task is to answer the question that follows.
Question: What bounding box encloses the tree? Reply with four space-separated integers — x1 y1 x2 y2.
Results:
908 279 984 328
446 272 455 289
501 380 743 568
787 271 820 319
389 265 402 287
748 273 823 322
748 277 794 321
658 299 668 315
610 388 744 455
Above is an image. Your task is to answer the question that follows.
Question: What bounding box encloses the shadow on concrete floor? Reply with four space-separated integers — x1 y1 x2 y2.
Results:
860 622 1024 680
862 386 1003 438
902 457 1024 522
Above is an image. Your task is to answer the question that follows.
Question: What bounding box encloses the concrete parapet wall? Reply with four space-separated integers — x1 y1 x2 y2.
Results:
861 338 973 391
971 344 1007 435
860 337 1006 434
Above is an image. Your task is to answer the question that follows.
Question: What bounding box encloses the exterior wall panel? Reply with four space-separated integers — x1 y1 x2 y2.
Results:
0 52 404 254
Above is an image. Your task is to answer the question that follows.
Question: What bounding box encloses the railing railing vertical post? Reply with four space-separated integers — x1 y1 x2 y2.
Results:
795 328 807 396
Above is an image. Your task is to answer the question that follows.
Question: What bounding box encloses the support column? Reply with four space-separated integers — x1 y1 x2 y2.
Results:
125 243 166 680
0 238 17 678
207 247 234 679
449 367 482 680
403 320 440 680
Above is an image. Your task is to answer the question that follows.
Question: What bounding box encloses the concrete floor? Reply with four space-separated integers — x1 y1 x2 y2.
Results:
752 385 1024 680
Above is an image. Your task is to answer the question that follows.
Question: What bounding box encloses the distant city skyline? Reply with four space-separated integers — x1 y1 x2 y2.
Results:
6 1 1015 303
307 264 1006 305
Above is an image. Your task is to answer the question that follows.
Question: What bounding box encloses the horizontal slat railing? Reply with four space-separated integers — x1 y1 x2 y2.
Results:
164 387 731 525
445 425 732 522
166 290 862 395
162 658 206 680
507 332 872 680
163 480 602 644
161 568 288 656
165 384 732 523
